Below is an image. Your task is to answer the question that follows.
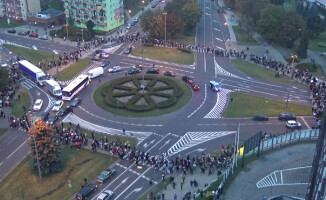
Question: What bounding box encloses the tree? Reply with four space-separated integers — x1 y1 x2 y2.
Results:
270 0 285 5
241 0 270 25
140 10 156 31
182 0 202 31
27 119 61 175
86 20 95 37
239 16 256 40
149 15 165 39
304 6 325 37
166 14 182 38
297 34 309 58
0 68 9 91
165 0 190 16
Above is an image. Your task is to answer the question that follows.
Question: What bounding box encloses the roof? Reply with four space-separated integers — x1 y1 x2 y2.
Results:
210 80 220 85
29 9 64 19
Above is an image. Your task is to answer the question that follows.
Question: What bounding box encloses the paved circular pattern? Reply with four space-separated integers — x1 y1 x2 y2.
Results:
93 75 192 117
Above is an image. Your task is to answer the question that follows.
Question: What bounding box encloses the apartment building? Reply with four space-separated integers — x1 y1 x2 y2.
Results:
63 0 124 32
0 0 41 22
316 0 326 8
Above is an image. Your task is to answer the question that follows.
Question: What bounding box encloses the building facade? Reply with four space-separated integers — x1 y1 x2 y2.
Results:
0 0 40 22
63 0 124 32
316 0 326 8
27 8 66 28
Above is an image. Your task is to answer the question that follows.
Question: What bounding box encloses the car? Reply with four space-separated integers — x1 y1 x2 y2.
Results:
96 168 116 183
134 17 139 23
253 114 268 121
7 29 16 34
151 2 157 8
100 60 110 68
33 99 44 111
58 106 73 117
130 21 136 26
40 111 49 122
126 24 132 29
133 32 140 37
47 114 58 124
108 66 122 73
286 120 302 129
91 55 101 61
278 113 296 121
191 82 200 91
18 31 30 36
38 35 48 40
70 98 82 107
11 57 18 65
164 71 175 77
97 190 114 200
147 67 159 74
182 75 194 84
128 67 141 74
100 53 110 58
0 60 8 67
52 100 64 112
133 64 143 69
76 183 98 200
29 33 38 38
95 49 104 55
124 47 132 54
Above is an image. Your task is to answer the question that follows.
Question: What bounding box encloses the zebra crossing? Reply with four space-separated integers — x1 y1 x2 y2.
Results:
204 89 231 118
167 131 235 156
214 58 244 79
20 78 36 90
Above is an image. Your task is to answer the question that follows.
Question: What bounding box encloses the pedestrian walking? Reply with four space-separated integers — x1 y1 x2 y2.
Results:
174 193 177 200
180 182 183 190
161 193 165 200
123 128 125 135
172 181 176 189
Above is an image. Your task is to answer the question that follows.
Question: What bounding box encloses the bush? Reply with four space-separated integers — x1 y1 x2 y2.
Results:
318 42 326 48
155 96 177 108
177 47 192 54
296 62 318 72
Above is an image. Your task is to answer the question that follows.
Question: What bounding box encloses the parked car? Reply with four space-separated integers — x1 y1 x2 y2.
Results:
29 33 38 38
95 49 104 55
100 53 110 58
128 67 141 74
100 60 110 68
182 75 194 84
133 32 140 37
124 47 132 54
97 190 114 200
164 71 175 77
18 31 30 36
47 114 58 124
253 114 268 121
11 57 18 65
191 82 200 91
70 98 82 107
134 17 139 23
91 54 101 61
130 21 136 26
38 35 48 40
52 100 64 112
108 66 122 73
147 67 159 74
40 111 50 122
133 64 143 69
7 29 16 34
0 60 8 68
278 113 296 121
33 99 44 111
286 120 301 129
58 106 73 117
126 24 132 29
76 183 97 200
96 168 116 183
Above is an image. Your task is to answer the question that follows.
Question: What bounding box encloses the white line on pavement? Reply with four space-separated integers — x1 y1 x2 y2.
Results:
146 133 170 153
187 84 207 118
0 162 3 166
6 142 26 160
7 136 17 145
300 117 311 129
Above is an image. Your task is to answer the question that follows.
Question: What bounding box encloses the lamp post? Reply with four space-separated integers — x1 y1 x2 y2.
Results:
291 54 297 76
64 24 69 41
163 12 167 48
81 28 84 43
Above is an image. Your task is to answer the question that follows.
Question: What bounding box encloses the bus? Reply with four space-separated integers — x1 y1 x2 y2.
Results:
209 80 221 92
62 75 89 101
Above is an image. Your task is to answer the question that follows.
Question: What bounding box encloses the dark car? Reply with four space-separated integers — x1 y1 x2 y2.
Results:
40 111 50 122
96 168 116 183
164 71 175 77
95 49 104 55
70 98 81 107
182 75 194 84
47 114 58 124
146 67 159 74
11 58 18 65
253 114 268 121
7 29 16 34
58 106 73 117
29 33 38 38
128 67 141 74
76 183 97 200
124 47 132 54
133 32 140 37
130 21 136 26
18 31 30 36
278 113 296 121
100 60 110 68
191 82 200 91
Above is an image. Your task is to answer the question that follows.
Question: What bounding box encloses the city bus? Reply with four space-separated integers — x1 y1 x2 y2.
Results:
209 80 221 92
62 75 89 101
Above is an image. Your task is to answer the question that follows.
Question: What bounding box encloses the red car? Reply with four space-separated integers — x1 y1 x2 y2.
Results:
191 82 200 91
29 33 38 37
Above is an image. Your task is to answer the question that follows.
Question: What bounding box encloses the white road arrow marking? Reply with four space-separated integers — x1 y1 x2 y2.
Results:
32 45 38 50
214 28 220 31
123 186 143 199
149 139 156 145
215 37 223 41
159 139 171 150
143 142 148 149
187 148 206 155
113 177 128 191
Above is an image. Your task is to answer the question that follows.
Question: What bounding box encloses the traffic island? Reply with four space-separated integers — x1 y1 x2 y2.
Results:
93 75 192 117
11 88 31 118
53 59 91 81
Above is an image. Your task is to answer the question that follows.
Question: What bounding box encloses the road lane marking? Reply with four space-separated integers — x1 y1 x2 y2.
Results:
187 84 207 118
7 136 17 145
6 142 26 160
0 162 3 166
300 117 311 129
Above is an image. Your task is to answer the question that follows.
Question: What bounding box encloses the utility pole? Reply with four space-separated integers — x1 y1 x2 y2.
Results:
235 123 240 167
163 12 167 49
32 128 42 183
286 91 289 110
81 28 84 43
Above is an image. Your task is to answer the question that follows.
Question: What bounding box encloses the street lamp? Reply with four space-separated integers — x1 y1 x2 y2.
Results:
128 10 132 14
163 12 167 48
291 54 297 76
64 24 69 41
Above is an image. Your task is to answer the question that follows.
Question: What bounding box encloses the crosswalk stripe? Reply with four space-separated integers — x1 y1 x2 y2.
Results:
204 89 231 119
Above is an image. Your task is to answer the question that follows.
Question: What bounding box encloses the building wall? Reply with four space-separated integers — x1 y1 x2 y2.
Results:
26 0 41 14
0 0 40 21
316 0 326 8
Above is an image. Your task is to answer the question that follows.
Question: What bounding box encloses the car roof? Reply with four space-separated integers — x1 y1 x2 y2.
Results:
209 80 220 85
287 120 296 123
35 99 42 103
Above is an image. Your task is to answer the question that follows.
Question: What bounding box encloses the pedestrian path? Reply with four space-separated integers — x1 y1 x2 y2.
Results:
167 131 235 156
204 89 231 119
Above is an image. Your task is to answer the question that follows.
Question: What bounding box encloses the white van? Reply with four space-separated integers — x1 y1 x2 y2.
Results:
87 67 104 78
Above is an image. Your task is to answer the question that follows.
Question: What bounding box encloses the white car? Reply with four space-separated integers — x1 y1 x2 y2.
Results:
101 53 110 58
108 66 122 73
52 100 64 112
33 99 43 111
97 190 114 200
126 24 131 29
286 120 302 129
0 60 8 67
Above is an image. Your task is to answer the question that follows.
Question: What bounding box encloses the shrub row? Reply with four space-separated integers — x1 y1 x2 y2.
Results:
295 62 319 72
318 42 326 48
177 47 192 54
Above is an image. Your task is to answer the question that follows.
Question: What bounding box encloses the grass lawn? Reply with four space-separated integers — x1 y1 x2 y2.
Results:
308 31 326 52
173 31 196 45
0 146 117 200
12 88 31 118
53 59 91 81
295 62 325 79
0 128 8 137
3 44 60 69
62 123 138 147
231 59 307 87
93 78 192 117
232 26 258 46
0 19 25 28
223 92 312 118
132 46 195 65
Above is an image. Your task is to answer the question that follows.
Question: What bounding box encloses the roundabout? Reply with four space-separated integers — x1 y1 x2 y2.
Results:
93 75 192 117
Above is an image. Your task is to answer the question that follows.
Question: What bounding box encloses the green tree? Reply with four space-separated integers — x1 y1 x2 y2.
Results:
0 68 9 91
149 15 165 38
140 9 156 31
270 0 284 5
40 0 49 11
297 34 309 58
279 11 305 48
182 0 202 31
241 0 270 24
166 14 182 38
86 20 95 37
225 0 236 9
165 0 189 16
305 6 325 37
27 119 61 175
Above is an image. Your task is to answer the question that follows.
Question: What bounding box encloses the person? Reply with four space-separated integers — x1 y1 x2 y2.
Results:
174 193 177 200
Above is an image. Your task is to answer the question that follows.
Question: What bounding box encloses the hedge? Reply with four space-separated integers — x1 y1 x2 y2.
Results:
296 62 318 72
177 47 192 54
